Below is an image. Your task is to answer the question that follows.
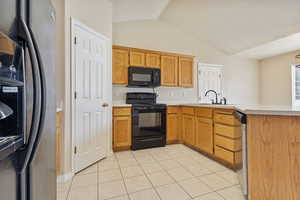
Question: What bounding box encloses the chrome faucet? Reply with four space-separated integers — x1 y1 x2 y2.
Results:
205 90 219 104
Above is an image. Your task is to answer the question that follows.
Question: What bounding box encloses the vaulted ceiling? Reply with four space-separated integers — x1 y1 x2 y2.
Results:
112 0 170 22
113 0 300 58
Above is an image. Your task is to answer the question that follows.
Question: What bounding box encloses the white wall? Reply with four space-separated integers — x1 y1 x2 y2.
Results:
259 50 300 105
63 0 113 175
113 20 259 105
51 0 65 107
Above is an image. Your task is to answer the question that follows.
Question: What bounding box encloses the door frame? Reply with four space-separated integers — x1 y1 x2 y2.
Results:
70 18 112 174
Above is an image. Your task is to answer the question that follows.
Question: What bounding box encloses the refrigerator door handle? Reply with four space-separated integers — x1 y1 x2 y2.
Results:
27 22 47 165
18 18 42 172
16 18 43 200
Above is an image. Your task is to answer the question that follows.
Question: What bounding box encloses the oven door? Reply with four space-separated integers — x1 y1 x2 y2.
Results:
132 106 166 138
128 67 154 87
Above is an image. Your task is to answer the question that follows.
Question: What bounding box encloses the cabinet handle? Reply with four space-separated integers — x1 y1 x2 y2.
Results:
102 103 109 107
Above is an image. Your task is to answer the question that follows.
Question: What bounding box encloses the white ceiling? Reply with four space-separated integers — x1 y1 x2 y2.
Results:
112 0 170 22
113 0 300 58
235 32 300 59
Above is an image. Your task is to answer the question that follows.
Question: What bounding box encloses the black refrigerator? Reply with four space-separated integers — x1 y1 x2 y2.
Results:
0 0 56 200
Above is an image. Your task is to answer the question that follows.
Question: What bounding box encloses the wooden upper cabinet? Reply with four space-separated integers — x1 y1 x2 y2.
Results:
161 55 178 87
112 47 129 85
112 45 194 87
179 56 194 87
129 50 145 67
146 53 160 68
195 117 214 154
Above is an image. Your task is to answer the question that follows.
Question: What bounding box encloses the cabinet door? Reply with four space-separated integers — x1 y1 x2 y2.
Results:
112 48 129 85
167 113 178 143
113 116 132 149
182 114 195 146
195 117 214 154
179 56 194 87
146 53 160 68
161 55 178 87
130 51 145 66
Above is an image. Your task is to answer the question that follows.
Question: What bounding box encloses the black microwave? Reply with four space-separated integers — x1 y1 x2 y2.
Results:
128 67 160 88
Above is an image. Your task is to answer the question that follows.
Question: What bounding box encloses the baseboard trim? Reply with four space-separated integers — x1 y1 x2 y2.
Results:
57 172 74 183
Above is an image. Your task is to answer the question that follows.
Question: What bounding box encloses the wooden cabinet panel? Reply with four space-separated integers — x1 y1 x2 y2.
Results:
179 56 194 87
215 135 241 152
167 113 179 143
161 55 178 86
113 116 131 150
113 107 132 151
56 111 63 175
130 51 145 66
215 146 241 165
168 106 180 114
195 117 213 154
112 48 129 85
214 113 241 126
182 106 195 115
195 107 213 118
146 53 160 68
247 115 300 200
182 114 195 146
215 124 241 139
113 107 131 116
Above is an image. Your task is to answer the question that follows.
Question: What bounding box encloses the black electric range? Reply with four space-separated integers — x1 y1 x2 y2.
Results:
126 93 167 150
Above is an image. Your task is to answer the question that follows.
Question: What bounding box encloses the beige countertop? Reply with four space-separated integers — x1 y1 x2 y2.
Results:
112 102 300 116
112 102 132 107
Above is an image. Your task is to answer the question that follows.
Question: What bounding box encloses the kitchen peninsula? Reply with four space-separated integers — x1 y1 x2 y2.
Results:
113 103 300 200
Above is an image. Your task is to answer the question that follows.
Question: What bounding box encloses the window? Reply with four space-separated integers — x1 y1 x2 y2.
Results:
292 65 300 106
198 63 223 103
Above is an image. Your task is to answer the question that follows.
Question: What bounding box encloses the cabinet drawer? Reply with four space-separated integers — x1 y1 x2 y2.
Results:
215 124 241 139
215 135 241 151
195 107 213 118
182 107 195 115
168 106 180 114
214 113 240 126
113 107 131 116
215 146 236 164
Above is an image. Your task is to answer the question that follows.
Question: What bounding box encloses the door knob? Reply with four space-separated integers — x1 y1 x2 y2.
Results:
102 103 109 107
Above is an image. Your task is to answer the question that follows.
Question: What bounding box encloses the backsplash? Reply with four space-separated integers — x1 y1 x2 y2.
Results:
113 86 198 103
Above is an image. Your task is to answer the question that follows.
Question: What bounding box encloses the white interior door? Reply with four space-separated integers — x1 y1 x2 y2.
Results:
73 22 109 172
198 64 223 103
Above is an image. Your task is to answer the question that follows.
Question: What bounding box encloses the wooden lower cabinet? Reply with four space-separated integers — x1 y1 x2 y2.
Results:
213 109 242 167
113 107 132 151
247 115 300 200
215 146 241 165
195 117 213 154
167 113 179 144
182 114 195 146
111 106 242 169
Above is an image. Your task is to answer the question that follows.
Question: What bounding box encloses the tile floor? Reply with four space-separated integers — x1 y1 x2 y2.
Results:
57 144 244 200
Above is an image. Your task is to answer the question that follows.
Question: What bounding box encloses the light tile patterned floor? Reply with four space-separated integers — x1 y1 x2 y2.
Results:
57 144 245 200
